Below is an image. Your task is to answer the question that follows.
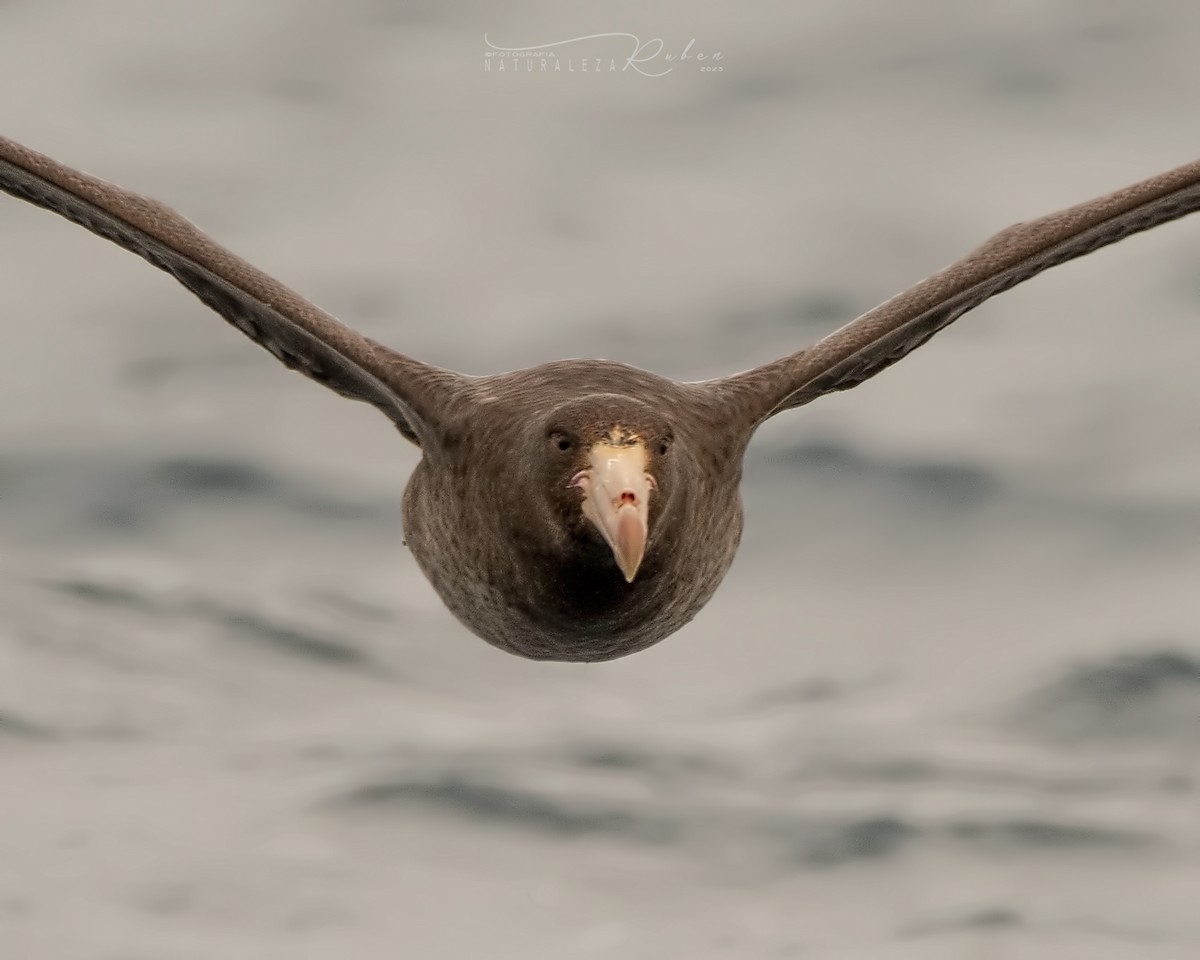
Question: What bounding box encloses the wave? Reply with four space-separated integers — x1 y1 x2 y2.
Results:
0 710 55 740
46 574 378 671
0 451 391 536
1013 648 1200 743
325 767 1151 866
758 439 1002 508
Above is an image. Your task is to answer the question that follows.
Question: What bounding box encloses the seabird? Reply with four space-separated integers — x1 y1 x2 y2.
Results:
2 135 1198 661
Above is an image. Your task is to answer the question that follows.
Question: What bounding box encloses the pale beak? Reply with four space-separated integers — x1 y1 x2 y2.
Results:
573 442 655 582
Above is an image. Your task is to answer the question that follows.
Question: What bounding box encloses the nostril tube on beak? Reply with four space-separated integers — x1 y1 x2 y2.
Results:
578 440 654 582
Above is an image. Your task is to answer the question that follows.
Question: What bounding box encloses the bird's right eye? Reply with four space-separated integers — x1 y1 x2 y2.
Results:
549 431 574 453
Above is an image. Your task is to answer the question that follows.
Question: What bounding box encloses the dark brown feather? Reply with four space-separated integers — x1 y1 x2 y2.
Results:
0 135 466 446
402 361 747 660
2 135 1198 660
708 157 1200 426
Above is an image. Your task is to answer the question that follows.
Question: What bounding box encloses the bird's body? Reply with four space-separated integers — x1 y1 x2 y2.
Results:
401 360 747 660
2 134 1199 661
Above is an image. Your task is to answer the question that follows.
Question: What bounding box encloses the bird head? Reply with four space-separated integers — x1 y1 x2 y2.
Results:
542 396 676 583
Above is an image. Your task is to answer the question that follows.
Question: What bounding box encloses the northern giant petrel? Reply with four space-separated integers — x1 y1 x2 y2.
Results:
2 136 1198 661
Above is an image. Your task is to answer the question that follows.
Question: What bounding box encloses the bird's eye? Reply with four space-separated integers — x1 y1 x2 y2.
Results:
657 437 673 457
549 431 574 453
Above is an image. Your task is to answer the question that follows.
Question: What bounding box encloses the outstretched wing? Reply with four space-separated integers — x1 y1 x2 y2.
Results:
0 135 459 446
714 157 1200 424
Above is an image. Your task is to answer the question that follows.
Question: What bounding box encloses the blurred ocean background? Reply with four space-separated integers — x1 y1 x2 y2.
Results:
1 2 1199 957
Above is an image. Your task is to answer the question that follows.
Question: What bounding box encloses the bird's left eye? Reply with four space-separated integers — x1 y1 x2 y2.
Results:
657 437 673 456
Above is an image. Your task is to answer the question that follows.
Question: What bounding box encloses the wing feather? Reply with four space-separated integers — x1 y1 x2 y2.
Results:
0 135 460 445
714 158 1200 424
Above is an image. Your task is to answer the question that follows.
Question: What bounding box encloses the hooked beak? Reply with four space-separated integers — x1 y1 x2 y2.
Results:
572 442 655 582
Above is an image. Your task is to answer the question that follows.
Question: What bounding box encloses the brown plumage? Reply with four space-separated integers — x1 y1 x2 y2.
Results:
2 135 1199 661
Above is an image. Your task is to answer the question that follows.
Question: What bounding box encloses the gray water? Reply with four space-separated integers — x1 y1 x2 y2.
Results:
2 2 1199 957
